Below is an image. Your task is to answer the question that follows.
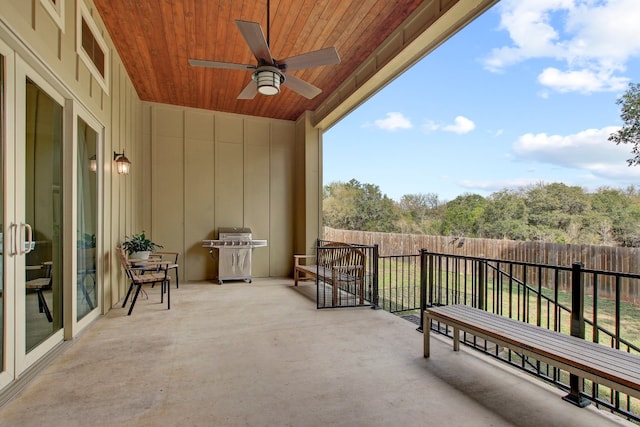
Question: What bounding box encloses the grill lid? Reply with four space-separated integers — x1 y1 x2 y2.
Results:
218 227 251 234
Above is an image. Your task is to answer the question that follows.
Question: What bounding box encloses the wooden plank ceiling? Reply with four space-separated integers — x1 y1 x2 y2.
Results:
93 0 425 121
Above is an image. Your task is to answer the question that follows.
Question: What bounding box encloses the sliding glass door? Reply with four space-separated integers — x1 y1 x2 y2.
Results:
76 117 97 321
23 78 64 352
1 42 103 391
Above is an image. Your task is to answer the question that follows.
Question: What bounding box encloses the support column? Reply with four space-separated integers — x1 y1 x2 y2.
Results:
293 111 322 256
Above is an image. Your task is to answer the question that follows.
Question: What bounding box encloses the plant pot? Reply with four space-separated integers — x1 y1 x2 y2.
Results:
129 251 150 260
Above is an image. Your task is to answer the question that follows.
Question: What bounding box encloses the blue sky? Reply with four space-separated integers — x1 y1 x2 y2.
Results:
323 0 640 202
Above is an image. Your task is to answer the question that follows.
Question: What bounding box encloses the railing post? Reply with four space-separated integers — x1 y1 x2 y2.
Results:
563 261 590 407
477 260 486 311
370 244 381 310
418 249 427 333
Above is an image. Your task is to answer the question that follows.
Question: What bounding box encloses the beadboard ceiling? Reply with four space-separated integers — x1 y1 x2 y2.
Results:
93 0 491 123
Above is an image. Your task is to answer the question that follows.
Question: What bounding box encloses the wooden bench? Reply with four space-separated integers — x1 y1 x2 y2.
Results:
294 241 365 306
424 304 640 402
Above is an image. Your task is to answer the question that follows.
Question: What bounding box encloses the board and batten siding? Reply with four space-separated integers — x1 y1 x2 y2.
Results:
1 0 143 308
144 103 295 281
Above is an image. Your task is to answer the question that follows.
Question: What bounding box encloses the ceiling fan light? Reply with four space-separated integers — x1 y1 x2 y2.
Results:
256 69 281 96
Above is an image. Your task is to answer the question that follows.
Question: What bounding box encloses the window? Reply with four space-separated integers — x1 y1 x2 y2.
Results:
76 1 109 94
81 19 105 78
40 0 65 32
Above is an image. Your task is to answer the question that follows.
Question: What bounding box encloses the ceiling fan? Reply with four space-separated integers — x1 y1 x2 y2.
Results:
188 0 340 100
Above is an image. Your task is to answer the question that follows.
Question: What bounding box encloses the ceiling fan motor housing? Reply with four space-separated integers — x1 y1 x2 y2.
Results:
252 66 285 96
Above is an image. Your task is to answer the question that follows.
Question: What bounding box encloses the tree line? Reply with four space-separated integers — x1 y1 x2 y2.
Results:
323 180 640 247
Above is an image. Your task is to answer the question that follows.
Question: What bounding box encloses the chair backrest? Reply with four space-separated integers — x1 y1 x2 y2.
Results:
153 251 179 264
117 247 148 283
116 247 134 274
316 242 364 277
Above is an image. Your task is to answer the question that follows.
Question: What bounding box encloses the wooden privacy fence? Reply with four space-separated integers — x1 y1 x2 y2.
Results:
324 227 640 304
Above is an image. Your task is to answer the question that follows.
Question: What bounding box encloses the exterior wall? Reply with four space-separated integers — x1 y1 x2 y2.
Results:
0 0 140 315
141 102 298 281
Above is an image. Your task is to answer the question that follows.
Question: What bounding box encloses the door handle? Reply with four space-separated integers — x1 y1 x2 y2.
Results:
9 222 18 256
20 223 34 254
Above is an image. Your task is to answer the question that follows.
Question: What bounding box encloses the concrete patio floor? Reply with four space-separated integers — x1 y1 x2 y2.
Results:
0 278 632 427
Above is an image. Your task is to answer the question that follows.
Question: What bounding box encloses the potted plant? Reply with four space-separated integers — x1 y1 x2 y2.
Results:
121 231 163 260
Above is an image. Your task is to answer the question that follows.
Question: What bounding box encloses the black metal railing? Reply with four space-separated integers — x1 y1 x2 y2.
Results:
378 254 421 314
418 249 640 422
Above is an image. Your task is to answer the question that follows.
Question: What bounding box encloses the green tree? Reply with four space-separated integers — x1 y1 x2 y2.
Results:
323 179 399 232
525 183 589 240
609 83 640 166
590 187 640 246
440 193 487 237
397 193 442 234
481 189 530 240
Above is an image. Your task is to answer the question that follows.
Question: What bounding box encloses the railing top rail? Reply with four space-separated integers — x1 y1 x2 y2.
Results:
420 248 640 278
419 248 572 271
317 239 378 250
379 254 421 259
580 267 640 279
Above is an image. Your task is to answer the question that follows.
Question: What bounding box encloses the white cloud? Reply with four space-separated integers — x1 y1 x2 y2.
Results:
484 0 640 93
513 126 640 180
373 112 412 131
538 67 628 93
423 116 476 134
443 116 476 134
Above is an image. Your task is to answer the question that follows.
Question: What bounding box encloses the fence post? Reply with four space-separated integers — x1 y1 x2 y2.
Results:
477 260 486 311
418 249 427 333
563 261 590 407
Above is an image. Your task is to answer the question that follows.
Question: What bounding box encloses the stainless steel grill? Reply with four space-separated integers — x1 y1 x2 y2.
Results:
202 227 267 284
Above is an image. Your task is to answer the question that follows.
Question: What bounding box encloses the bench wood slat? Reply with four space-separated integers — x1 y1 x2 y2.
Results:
424 304 640 399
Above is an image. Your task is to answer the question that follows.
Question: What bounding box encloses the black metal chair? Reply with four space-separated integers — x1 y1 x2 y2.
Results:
117 248 170 315
149 251 180 288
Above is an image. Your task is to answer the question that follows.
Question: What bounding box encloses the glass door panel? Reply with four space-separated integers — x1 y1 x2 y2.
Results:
77 118 97 320
24 78 63 353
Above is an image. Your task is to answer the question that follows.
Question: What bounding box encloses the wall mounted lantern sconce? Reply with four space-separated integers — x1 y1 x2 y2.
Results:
113 151 131 175
89 154 97 172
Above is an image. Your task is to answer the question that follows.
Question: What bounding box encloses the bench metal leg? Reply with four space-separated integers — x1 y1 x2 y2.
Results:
453 327 460 352
562 375 591 407
424 313 431 358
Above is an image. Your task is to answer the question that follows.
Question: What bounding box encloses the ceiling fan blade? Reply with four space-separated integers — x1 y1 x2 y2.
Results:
237 80 258 99
189 59 255 70
235 20 273 64
280 47 341 72
283 74 322 99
